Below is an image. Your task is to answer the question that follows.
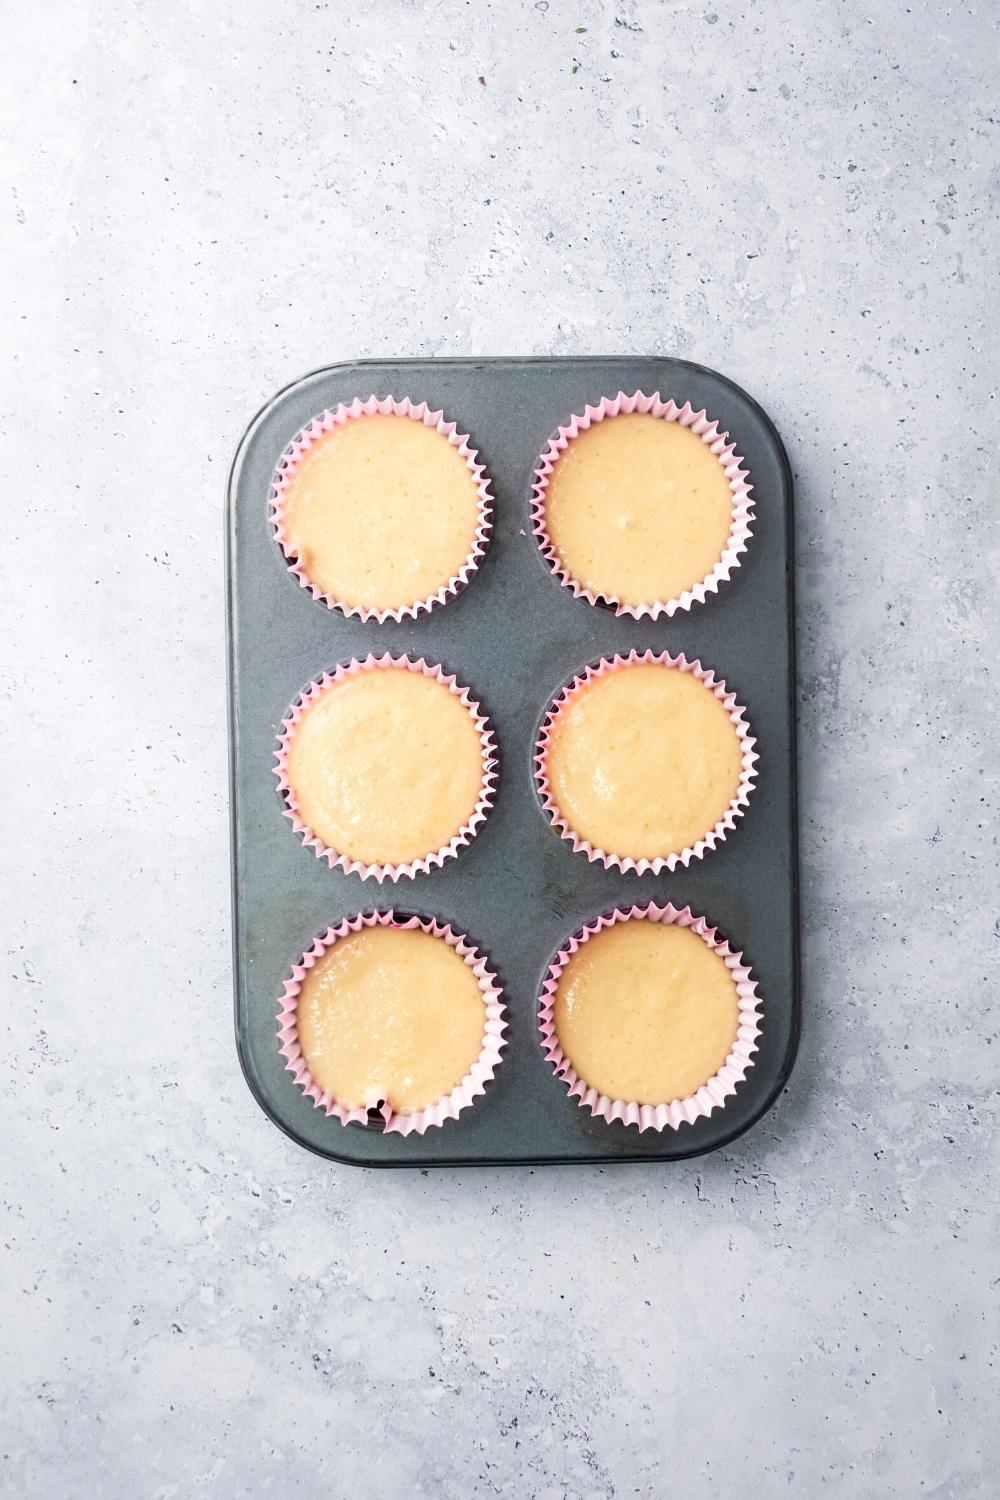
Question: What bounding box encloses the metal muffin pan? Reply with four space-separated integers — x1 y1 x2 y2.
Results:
226 356 800 1166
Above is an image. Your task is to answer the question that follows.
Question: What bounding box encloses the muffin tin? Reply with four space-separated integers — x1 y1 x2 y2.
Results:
226 357 800 1166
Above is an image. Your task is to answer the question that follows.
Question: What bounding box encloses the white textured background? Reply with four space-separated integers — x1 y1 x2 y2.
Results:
3 1 998 1495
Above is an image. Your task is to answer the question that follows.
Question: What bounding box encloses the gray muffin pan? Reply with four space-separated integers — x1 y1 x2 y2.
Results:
226 357 799 1166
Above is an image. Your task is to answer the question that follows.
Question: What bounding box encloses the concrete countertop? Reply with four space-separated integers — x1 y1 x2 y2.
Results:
4 0 997 1495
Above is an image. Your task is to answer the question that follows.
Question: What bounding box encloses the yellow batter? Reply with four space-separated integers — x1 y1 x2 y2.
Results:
545 661 743 860
298 925 486 1112
286 667 485 866
543 413 734 605
280 413 481 610
554 920 739 1103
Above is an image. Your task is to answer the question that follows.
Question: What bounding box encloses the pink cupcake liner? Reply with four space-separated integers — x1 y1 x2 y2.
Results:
270 395 493 622
274 653 498 883
278 911 508 1136
531 391 753 618
539 902 762 1132
534 648 758 876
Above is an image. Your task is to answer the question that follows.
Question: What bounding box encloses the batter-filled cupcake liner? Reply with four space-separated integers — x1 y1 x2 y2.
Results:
531 391 753 618
278 911 508 1136
270 394 494 622
275 653 498 883
534 648 758 875
538 902 761 1132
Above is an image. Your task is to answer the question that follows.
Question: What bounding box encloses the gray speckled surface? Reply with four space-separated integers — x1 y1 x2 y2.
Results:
3 0 998 1495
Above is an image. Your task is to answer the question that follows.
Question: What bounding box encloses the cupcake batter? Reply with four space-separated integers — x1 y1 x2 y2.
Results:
543 412 734 605
544 661 744 861
553 920 739 1104
297 925 487 1112
279 413 481 611
286 666 486 867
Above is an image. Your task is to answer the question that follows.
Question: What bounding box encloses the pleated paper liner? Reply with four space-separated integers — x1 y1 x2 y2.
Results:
534 649 758 876
278 911 507 1137
531 391 753 618
275 653 498 883
538 902 762 1132
271 395 493 622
